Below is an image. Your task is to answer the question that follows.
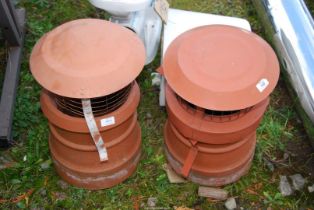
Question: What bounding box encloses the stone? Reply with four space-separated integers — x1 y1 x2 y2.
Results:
283 153 289 160
40 159 52 170
39 188 47 196
263 158 274 172
307 184 314 193
279 176 293 196
54 192 67 201
147 197 157 207
57 180 69 190
289 174 306 191
224 197 237 210
146 112 152 119
151 73 161 87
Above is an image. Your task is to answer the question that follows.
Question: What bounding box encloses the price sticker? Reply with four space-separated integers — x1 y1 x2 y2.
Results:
101 116 115 127
256 78 269 93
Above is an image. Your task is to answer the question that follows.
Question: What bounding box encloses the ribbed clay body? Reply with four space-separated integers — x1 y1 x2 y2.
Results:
40 83 141 189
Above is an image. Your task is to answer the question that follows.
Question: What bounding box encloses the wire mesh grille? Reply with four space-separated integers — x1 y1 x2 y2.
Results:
52 83 133 118
175 94 252 123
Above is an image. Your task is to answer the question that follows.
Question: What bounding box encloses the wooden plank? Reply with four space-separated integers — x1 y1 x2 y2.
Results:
0 8 25 147
5 0 21 35
198 186 228 200
163 164 187 183
0 0 21 46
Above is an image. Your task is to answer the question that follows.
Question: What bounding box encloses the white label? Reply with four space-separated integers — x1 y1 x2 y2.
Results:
101 116 115 127
154 0 169 23
256 78 269 92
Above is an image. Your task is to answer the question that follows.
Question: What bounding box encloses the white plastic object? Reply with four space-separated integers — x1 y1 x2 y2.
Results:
89 0 162 65
90 0 153 16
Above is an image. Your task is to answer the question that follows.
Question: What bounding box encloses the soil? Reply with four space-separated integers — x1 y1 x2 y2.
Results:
270 79 314 180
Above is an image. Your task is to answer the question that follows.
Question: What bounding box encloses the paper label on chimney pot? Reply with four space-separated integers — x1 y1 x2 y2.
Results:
101 116 115 127
154 0 169 23
256 78 269 92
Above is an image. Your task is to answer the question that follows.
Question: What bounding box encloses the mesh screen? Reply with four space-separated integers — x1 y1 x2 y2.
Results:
52 83 133 118
175 94 252 123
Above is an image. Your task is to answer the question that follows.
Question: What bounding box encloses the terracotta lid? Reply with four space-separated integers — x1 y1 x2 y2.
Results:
163 25 280 110
30 19 145 98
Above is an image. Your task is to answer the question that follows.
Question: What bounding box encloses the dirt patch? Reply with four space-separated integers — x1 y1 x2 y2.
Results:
268 76 314 180
270 78 294 109
286 136 314 179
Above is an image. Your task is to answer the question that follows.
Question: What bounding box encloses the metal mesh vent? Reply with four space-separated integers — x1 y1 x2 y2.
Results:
175 94 252 122
52 83 133 118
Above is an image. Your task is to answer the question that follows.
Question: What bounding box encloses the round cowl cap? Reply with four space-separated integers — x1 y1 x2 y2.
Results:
30 19 145 98
163 25 280 111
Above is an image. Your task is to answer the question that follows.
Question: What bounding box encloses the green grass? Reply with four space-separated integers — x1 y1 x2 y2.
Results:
0 0 313 209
